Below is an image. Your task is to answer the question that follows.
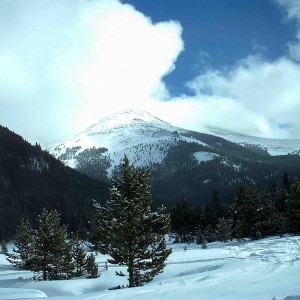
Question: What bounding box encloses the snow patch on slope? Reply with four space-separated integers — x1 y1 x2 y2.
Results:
193 151 218 163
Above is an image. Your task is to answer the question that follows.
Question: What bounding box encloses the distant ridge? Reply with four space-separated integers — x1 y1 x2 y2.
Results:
204 126 300 156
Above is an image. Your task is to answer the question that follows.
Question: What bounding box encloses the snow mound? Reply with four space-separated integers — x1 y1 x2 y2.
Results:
0 288 46 299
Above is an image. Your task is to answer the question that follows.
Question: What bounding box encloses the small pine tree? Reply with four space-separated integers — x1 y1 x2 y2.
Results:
204 225 216 243
85 254 99 278
201 239 208 249
6 219 33 270
196 228 205 245
30 209 69 280
58 242 75 280
70 235 87 277
216 218 233 243
196 229 208 248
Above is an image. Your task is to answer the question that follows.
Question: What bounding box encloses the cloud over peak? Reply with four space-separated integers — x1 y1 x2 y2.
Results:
1 0 300 147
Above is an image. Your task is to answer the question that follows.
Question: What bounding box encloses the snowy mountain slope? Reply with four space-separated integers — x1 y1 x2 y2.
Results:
49 110 209 176
205 127 300 156
48 109 300 205
1 236 299 300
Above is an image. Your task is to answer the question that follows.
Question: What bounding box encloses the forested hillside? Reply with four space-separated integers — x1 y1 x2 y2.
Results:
0 125 109 240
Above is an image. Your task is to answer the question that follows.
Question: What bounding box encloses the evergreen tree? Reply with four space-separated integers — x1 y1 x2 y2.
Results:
211 189 224 227
30 209 69 280
91 156 171 287
231 187 277 240
201 238 208 249
56 241 75 279
70 235 87 277
6 219 33 270
215 218 232 242
171 197 195 243
77 221 88 241
85 253 99 278
204 224 216 243
196 228 206 245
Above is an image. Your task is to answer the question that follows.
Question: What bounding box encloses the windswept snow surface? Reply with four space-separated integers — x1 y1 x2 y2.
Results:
205 127 300 156
0 236 299 300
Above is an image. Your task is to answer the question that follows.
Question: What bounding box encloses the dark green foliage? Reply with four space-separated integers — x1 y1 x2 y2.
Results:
6 211 94 281
196 229 206 245
70 235 87 277
231 187 277 240
150 137 300 208
216 218 232 242
58 242 75 280
171 197 196 243
1 240 8 254
77 221 88 241
6 219 33 269
204 225 216 243
90 156 171 287
201 239 208 249
0 125 109 241
76 147 111 181
30 209 69 280
170 174 299 244
210 189 225 227
285 181 300 234
85 254 99 278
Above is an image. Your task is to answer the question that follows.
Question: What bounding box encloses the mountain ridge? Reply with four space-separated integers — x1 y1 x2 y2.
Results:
48 110 300 206
204 126 300 156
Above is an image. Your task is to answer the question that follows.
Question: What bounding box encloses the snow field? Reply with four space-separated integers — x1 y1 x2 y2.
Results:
0 236 299 300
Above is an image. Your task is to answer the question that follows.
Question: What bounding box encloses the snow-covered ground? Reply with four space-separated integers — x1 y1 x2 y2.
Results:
0 236 299 300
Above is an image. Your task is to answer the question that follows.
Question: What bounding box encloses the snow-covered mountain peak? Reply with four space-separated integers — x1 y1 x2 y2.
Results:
48 110 300 179
80 109 177 137
48 109 203 174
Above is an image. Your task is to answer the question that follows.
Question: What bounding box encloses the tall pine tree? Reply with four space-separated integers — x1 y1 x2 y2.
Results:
90 156 171 287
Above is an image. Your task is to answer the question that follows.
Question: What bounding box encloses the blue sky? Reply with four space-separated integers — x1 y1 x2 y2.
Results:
0 0 300 146
123 0 296 95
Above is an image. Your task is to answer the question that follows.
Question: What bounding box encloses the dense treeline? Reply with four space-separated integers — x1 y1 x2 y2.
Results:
0 125 109 240
151 138 300 208
170 173 300 244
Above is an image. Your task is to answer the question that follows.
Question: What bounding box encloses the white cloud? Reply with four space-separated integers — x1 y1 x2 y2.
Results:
276 0 300 60
1 0 300 147
159 0 300 139
0 0 183 146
